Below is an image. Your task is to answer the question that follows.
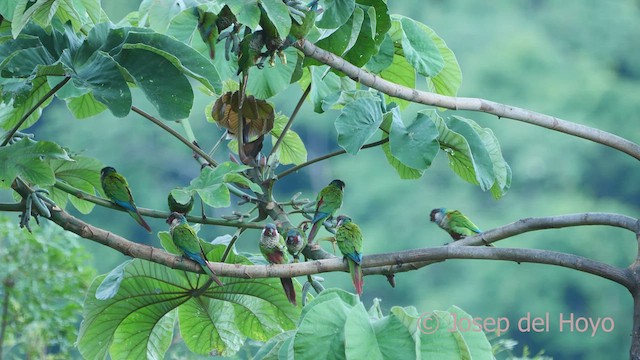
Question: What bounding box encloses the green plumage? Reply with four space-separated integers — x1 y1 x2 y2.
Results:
100 166 151 232
308 179 345 243
167 212 224 287
196 7 219 59
430 208 491 246
335 215 364 295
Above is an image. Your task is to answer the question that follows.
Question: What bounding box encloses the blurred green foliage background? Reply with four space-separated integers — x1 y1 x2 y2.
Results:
2 0 638 359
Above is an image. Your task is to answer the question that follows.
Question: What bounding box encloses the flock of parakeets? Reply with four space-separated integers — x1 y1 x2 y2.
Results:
100 166 488 305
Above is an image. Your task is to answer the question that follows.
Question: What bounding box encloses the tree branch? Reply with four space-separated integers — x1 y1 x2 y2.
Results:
294 40 640 162
131 106 219 167
1 76 71 147
22 184 636 291
278 137 389 179
52 181 263 230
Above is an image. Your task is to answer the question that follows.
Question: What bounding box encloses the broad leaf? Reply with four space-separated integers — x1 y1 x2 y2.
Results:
306 7 364 68
0 138 71 188
261 0 291 40
309 65 342 113
396 16 444 77
78 247 301 359
270 113 307 165
389 110 440 170
380 107 423 179
65 92 108 119
0 76 54 131
247 47 298 99
45 155 103 214
316 0 355 29
335 94 383 155
180 163 260 208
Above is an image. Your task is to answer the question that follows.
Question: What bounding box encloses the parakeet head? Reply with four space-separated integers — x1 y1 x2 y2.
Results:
430 208 446 222
330 179 346 191
166 212 187 226
286 228 303 246
100 166 117 179
336 215 352 227
263 223 278 237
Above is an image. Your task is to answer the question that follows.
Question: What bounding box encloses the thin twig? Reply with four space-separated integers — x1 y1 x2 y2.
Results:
268 84 311 160
131 106 219 167
1 76 71 146
278 138 389 179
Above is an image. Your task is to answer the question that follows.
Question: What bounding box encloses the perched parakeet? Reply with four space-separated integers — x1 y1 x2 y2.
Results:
237 30 266 75
166 212 224 287
260 223 296 305
195 7 219 59
430 208 492 246
287 0 320 42
168 192 194 215
335 215 363 296
100 166 151 233
307 179 345 243
285 228 307 262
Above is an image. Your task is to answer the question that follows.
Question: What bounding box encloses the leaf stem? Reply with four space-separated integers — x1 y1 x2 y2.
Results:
268 84 311 160
1 76 71 146
131 106 219 167
278 138 389 179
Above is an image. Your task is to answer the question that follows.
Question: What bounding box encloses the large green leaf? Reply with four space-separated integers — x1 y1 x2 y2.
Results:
115 47 193 120
247 47 298 99
179 162 261 208
294 290 359 359
65 91 108 119
261 0 291 40
78 245 301 359
305 7 364 68
270 113 307 166
335 94 383 155
45 155 103 214
309 65 342 113
380 107 423 179
0 76 53 131
365 33 394 74
251 330 296 360
445 116 496 191
422 24 462 97
389 110 440 170
344 302 416 360
396 16 444 77
0 138 71 188
225 0 261 30
316 0 355 29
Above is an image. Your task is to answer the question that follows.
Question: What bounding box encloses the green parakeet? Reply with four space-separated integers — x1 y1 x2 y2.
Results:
430 208 492 246
308 179 345 243
287 0 320 42
168 192 194 215
260 223 296 305
100 166 151 232
166 212 224 287
285 228 307 262
195 7 219 59
335 215 363 295
237 30 266 75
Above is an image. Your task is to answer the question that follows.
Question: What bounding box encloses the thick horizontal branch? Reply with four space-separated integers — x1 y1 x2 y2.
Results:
458 212 640 247
294 40 640 161
26 195 636 291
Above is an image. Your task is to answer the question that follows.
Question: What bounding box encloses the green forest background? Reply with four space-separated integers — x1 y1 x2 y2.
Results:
2 1 639 359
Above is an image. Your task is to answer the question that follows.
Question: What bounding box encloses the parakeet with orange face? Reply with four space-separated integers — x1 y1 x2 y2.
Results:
100 166 151 232
260 223 296 305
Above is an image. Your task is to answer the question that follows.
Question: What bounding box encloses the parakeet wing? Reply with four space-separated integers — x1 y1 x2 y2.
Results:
336 223 363 264
448 210 481 235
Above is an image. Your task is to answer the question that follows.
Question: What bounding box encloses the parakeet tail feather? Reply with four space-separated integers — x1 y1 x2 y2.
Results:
348 260 363 296
203 261 225 287
128 209 152 233
307 222 320 243
280 277 297 306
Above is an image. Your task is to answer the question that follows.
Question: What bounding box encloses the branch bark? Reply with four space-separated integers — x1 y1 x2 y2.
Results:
294 40 640 162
